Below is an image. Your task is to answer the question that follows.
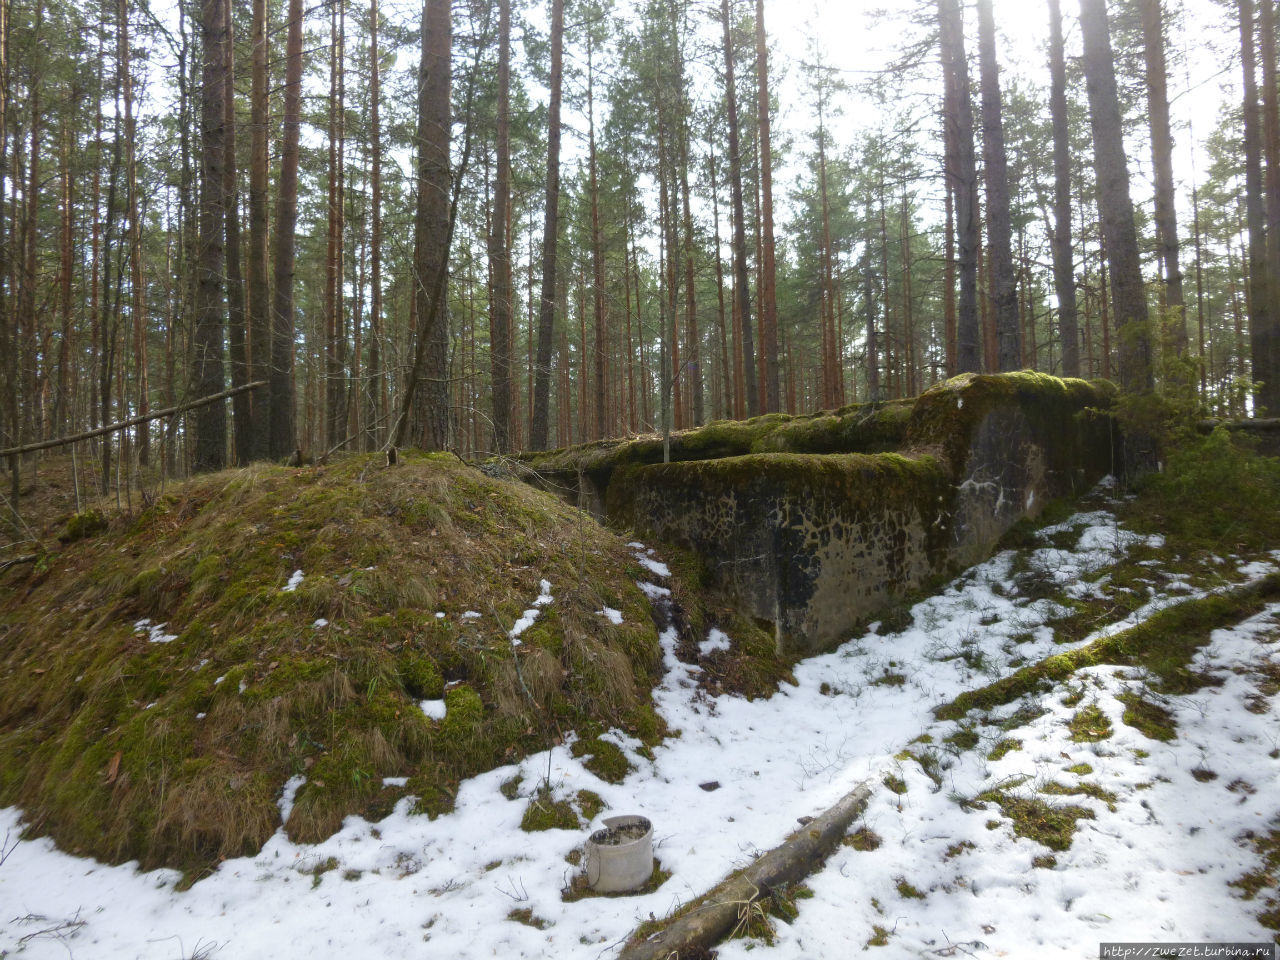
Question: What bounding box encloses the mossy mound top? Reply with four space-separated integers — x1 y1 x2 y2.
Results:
905 372 1116 475
516 398 914 477
0 452 663 876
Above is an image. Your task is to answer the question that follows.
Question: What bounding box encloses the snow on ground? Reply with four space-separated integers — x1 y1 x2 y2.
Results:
2 503 1278 958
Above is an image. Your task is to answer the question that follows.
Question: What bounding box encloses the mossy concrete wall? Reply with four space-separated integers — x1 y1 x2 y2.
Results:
515 373 1116 655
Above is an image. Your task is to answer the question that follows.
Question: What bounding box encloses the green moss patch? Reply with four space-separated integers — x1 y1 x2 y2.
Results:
1230 823 1280 931
1117 692 1177 741
520 784 579 832
0 453 665 872
506 908 550 929
979 792 1095 851
883 773 908 795
988 738 1022 761
844 827 883 851
570 736 632 784
1040 780 1118 811
936 574 1280 722
1068 704 1114 742
895 878 926 899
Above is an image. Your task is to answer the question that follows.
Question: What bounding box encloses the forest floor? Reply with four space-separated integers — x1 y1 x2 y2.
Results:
1 482 1279 958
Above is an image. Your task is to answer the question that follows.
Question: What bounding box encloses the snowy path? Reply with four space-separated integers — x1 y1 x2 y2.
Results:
2 510 1278 958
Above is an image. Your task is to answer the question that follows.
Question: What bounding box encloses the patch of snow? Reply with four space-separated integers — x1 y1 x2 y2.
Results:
1238 559 1276 578
419 700 447 721
699 628 732 656
195 713 206 720
214 675 226 686
508 610 539 646
599 607 623 625
635 555 670 577
461 611 481 620
534 579 554 606
276 775 306 823
312 618 329 629
435 611 446 619
135 619 178 644
4 502 1274 959
282 569 304 592
637 581 670 600
382 777 409 788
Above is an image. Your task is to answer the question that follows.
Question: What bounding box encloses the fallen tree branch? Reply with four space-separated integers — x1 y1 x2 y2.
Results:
0 553 39 573
618 779 874 960
0 381 267 459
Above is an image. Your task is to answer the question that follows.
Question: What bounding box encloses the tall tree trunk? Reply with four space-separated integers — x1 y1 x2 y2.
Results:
679 118 699 427
530 0 562 450
755 0 779 412
818 119 837 407
588 35 607 441
709 145 732 420
412 0 451 450
193 0 228 472
1048 0 1080 377
1141 0 1186 355
1258 0 1280 412
488 0 513 453
720 0 758 415
324 0 343 449
976 0 1020 371
225 0 250 465
367 0 386 449
247 0 271 459
120 0 148 466
269 0 302 459
0 0 9 509
864 200 882 401
939 0 980 373
1080 0 1153 396
1239 0 1272 411
54 128 72 436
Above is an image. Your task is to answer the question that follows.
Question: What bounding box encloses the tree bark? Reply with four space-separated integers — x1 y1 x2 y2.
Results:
588 34 607 441
1048 0 1080 377
939 0 980 373
1141 0 1186 354
225 0 250 465
269 0 302 459
976 0 1020 371
121 0 148 465
1080 0 1152 395
721 0 758 416
1240 0 1272 411
193 0 228 472
412 0 452 450
247 0 271 460
488 0 513 453
755 0 779 412
530 0 562 450
1258 0 1280 412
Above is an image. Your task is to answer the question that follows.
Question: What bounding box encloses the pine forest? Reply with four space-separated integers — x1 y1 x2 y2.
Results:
1 0 1279 493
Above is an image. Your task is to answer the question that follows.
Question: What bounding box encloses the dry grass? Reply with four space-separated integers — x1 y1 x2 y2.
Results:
0 452 665 873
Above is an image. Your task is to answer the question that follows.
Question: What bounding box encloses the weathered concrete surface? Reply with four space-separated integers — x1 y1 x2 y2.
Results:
607 454 952 652
514 373 1117 655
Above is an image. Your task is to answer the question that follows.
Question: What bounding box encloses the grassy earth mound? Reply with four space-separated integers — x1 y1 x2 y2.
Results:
0 451 664 878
